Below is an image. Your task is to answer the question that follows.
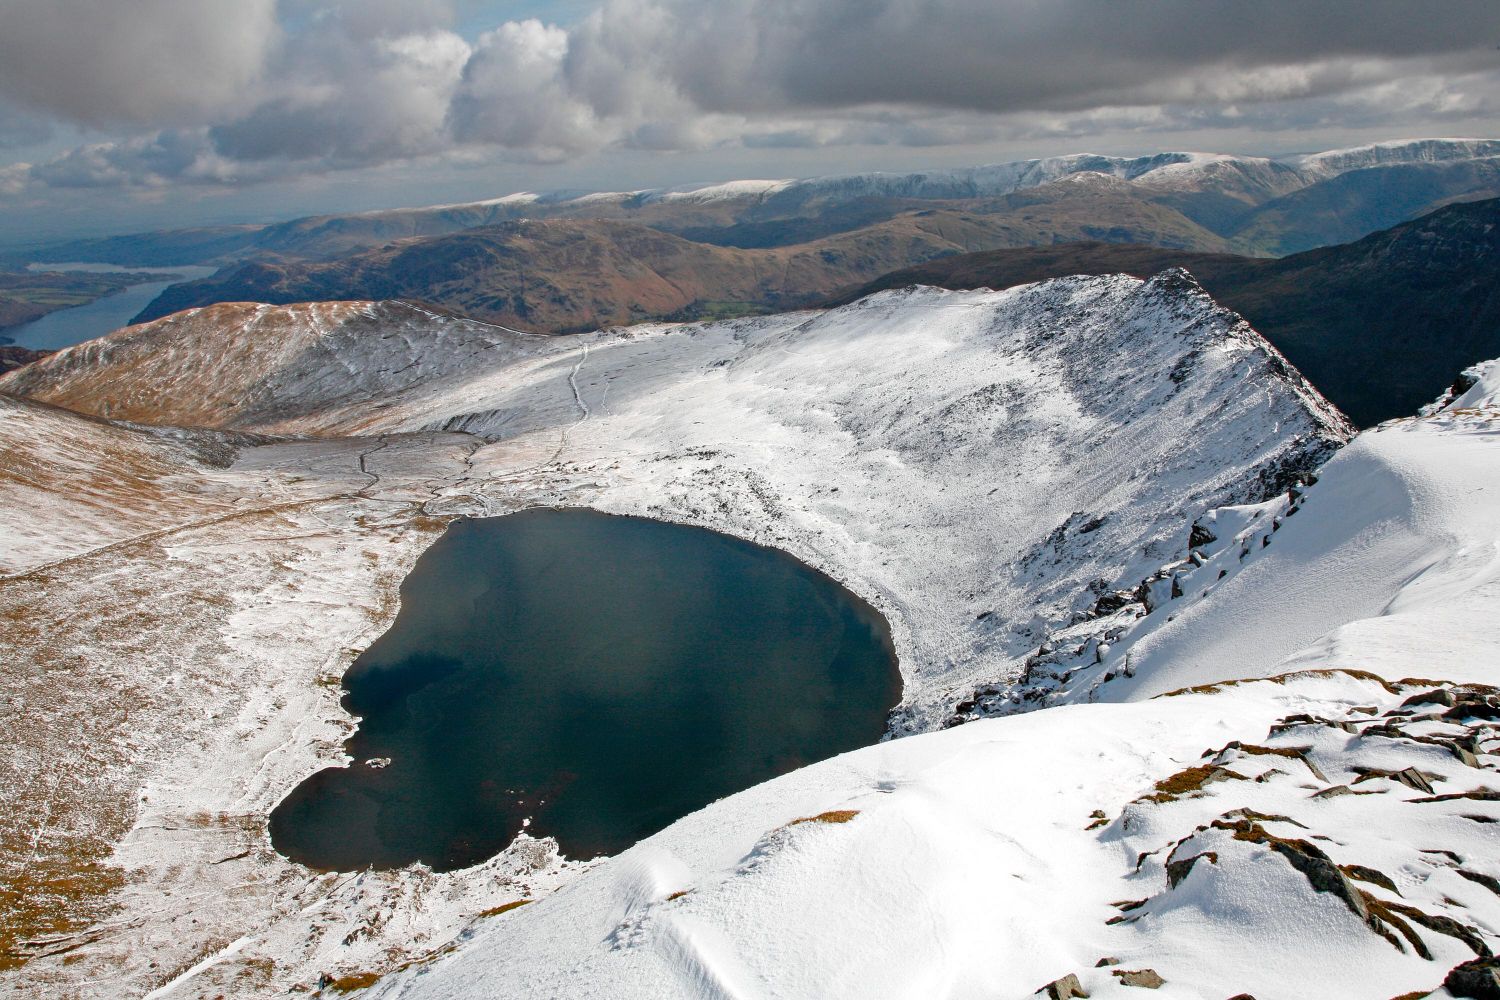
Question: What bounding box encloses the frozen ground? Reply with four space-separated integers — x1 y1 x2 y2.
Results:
3 276 1492 998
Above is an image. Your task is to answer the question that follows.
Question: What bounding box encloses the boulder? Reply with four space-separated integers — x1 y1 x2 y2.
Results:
1402 688 1457 708
1112 968 1166 989
1446 956 1500 998
1037 972 1089 999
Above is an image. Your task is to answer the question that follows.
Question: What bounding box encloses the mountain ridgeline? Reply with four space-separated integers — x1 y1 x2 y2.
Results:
7 139 1499 340
131 198 1233 330
6 139 1500 431
835 196 1500 427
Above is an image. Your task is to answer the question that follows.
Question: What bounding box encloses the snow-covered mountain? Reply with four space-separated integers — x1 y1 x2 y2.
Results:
1293 137 1500 177
2 272 1350 726
369 139 1499 220
8 273 1500 999
0 300 555 435
368 357 1500 1000
32 137 1494 273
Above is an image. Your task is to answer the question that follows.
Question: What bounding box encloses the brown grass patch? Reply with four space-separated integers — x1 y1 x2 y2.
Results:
0 818 127 972
326 972 382 993
476 899 531 918
787 810 860 827
1137 765 1245 804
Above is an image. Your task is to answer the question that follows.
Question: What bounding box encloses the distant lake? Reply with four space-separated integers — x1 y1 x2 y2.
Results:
269 509 901 871
4 263 216 349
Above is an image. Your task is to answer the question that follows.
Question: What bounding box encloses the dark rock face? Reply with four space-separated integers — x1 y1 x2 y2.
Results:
1213 819 1372 921
1446 956 1500 999
1167 851 1218 888
0 346 51 376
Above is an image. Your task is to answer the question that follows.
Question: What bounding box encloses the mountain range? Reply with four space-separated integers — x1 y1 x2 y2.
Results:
9 140 1500 319
131 194 1230 330
3 139 1500 1000
0 270 1362 993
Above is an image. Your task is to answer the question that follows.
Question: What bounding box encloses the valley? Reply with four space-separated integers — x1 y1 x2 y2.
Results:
1 141 1498 1000
6 0 1500 992
0 271 1354 994
9 139 1500 350
0 269 181 340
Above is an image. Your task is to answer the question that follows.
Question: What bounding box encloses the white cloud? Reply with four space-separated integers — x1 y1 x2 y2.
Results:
210 28 472 165
450 20 605 158
3 0 1500 198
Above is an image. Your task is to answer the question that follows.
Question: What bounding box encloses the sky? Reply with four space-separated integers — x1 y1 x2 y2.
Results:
1 0 1499 242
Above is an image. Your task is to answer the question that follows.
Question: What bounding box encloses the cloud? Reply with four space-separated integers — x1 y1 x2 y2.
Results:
454 0 1500 159
0 105 52 151
449 20 605 159
210 28 472 165
25 131 247 190
557 0 1500 116
3 0 1500 199
0 0 279 126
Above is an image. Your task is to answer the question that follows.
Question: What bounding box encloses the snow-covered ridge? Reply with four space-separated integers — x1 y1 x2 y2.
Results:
365 139 1497 220
378 364 1500 1000
0 271 1351 727
32 272 1496 1000
0 299 556 435
955 348 1500 721
1422 357 1500 414
1292 137 1500 177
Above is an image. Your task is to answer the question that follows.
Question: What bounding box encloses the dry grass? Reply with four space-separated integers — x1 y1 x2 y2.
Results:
475 899 531 919
1137 765 1246 804
326 971 382 993
0 840 124 972
787 809 860 827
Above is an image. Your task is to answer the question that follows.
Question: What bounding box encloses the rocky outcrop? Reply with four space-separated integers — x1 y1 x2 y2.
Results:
1447 957 1500 999
1037 972 1090 999
0 345 50 375
1112 968 1165 989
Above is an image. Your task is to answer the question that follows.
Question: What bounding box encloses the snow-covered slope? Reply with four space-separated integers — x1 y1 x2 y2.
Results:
376 369 1500 1000
0 395 256 573
942 352 1500 720
1293 137 1500 178
9 268 1500 998
385 140 1498 220
0 300 553 435
1 272 1350 725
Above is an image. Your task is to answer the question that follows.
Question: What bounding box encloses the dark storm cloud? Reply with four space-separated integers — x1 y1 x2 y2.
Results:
2 0 1499 196
604 0 1500 115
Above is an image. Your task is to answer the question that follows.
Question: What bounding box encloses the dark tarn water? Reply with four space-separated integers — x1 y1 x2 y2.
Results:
269 509 901 871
